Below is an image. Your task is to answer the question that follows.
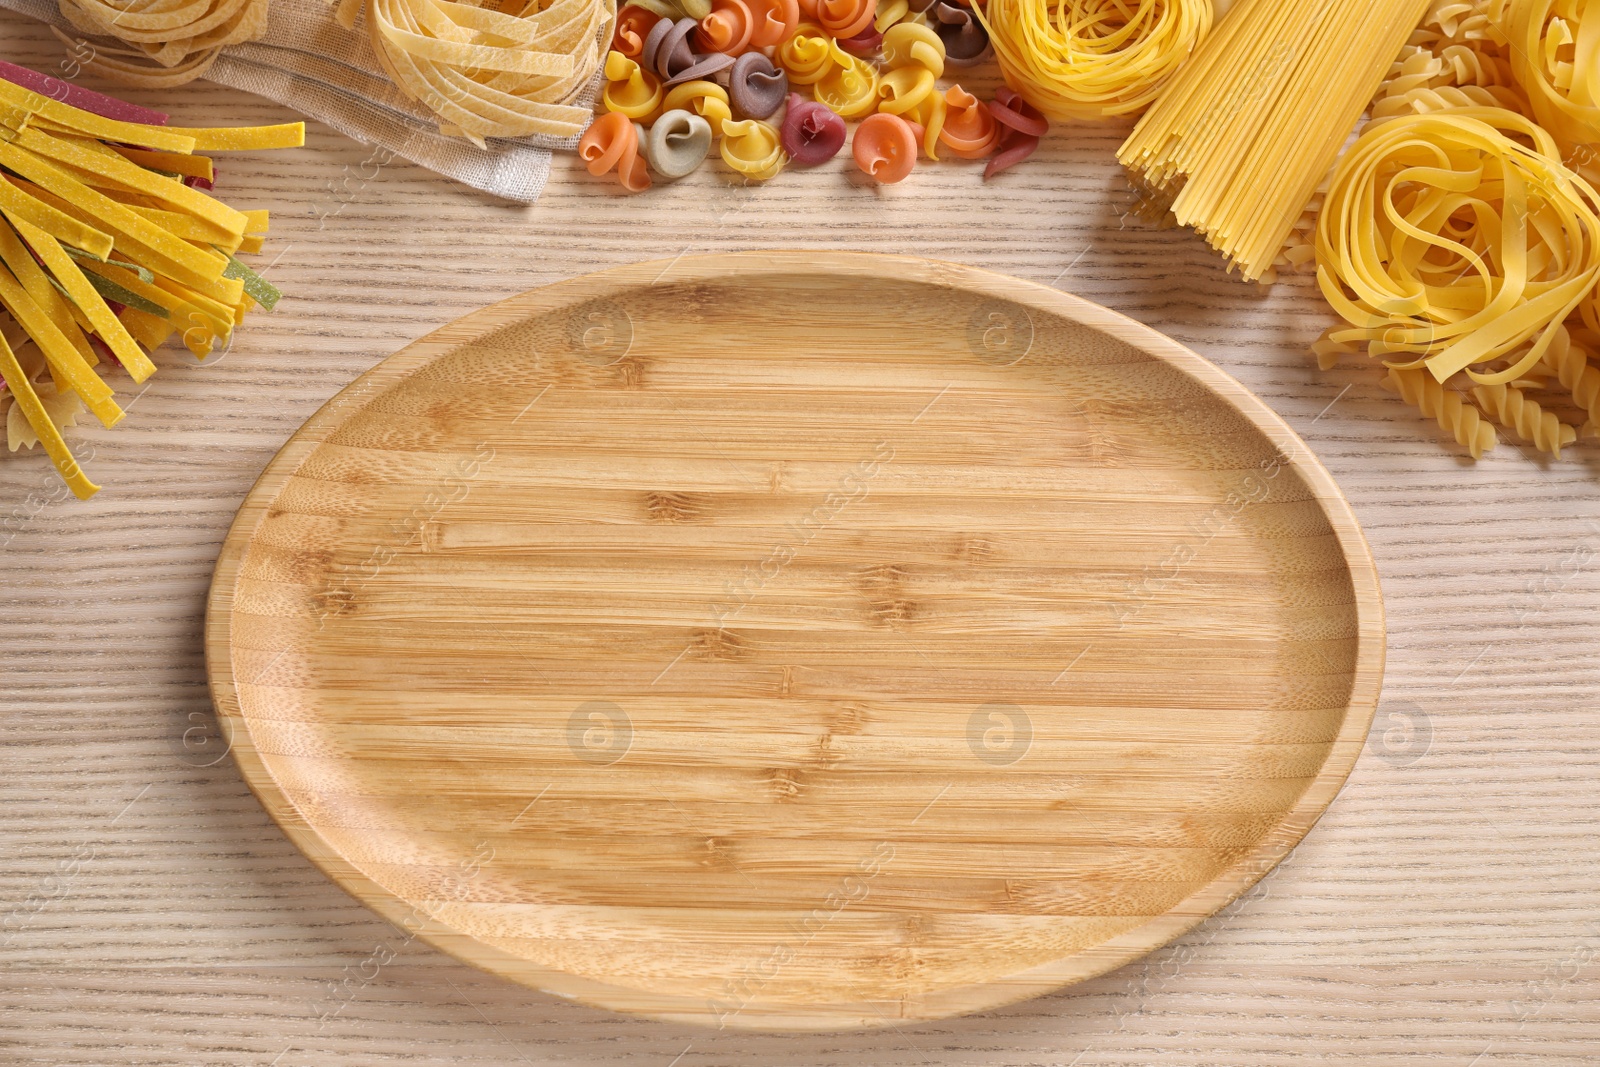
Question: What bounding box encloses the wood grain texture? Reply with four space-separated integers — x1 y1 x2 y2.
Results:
204 253 1385 1029
1 18 1597 1064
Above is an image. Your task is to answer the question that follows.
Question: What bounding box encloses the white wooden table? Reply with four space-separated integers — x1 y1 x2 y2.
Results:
2 17 1597 1065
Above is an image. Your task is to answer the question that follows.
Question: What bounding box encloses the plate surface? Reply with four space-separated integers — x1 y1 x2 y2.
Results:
206 252 1384 1030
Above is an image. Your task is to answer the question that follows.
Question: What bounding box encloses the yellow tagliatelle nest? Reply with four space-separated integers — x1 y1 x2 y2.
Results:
1493 0 1600 183
0 73 301 499
976 0 1211 121
335 0 612 144
1315 107 1600 456
53 0 269 86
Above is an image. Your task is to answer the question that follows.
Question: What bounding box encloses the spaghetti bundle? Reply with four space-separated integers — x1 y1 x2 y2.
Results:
53 0 269 86
335 0 612 144
1118 0 1433 282
975 0 1211 121
0 67 302 498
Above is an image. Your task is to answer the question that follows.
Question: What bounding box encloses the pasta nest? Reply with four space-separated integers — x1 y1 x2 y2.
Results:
1315 106 1600 387
335 0 613 143
975 0 1212 121
53 0 269 86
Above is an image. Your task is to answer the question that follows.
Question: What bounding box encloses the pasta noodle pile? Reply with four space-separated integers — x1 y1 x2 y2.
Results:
1117 0 1434 283
334 0 612 144
975 0 1211 122
51 0 269 87
1309 0 1600 458
581 1 1046 187
0 65 302 499
1314 108 1600 457
1492 0 1600 184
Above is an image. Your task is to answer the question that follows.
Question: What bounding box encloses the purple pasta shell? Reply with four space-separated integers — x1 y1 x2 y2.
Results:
779 93 847 166
652 18 702 80
837 25 884 57
728 52 788 119
663 51 736 87
928 0 991 66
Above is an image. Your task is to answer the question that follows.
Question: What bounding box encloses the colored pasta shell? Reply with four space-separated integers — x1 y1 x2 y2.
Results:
778 29 838 85
881 22 945 77
853 111 918 182
937 84 1001 158
696 0 757 55
612 5 663 59
602 51 664 120
814 46 879 119
747 0 801 47
662 79 733 131
720 118 787 179
837 25 885 56
646 109 715 178
876 65 937 114
926 0 990 66
779 92 847 164
578 110 652 191
984 86 1046 178
729 52 789 119
816 0 875 38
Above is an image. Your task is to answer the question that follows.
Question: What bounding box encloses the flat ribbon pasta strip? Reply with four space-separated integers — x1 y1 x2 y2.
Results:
0 64 298 498
0 330 99 499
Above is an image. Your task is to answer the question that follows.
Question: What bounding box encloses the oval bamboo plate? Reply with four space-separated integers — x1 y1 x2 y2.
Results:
207 252 1384 1031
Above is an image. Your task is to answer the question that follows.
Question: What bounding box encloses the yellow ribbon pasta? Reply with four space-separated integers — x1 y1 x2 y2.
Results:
976 0 1211 122
337 0 610 144
1315 107 1600 389
720 118 786 179
0 70 300 498
54 0 269 86
1494 0 1600 182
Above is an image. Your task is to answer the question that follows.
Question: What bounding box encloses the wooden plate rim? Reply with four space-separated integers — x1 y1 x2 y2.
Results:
204 250 1386 1031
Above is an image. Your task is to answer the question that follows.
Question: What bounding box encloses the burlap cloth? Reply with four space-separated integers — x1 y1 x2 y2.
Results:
0 0 601 202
